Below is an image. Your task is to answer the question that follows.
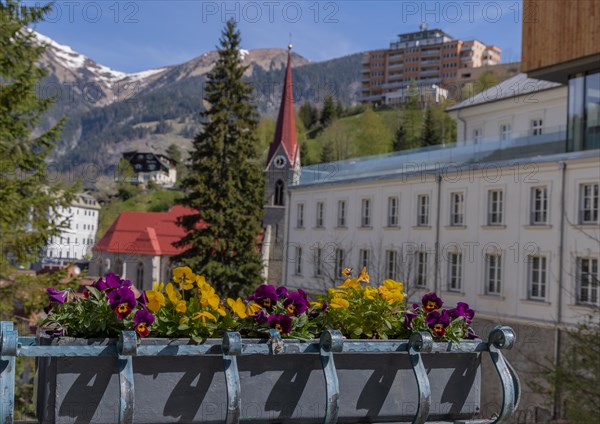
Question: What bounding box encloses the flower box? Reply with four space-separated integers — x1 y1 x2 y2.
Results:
8 326 519 424
0 270 520 423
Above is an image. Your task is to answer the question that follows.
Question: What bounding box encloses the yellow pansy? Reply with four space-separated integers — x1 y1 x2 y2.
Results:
363 286 378 300
175 300 187 313
227 297 248 319
179 316 189 325
173 266 195 290
215 305 227 316
328 288 347 297
341 267 353 278
246 302 262 316
330 297 350 309
382 279 404 292
339 278 359 289
165 283 181 304
146 282 166 313
358 267 370 284
196 275 209 290
310 301 322 309
200 284 221 310
192 311 217 327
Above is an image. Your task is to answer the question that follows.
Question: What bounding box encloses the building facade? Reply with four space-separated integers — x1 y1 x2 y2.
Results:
43 192 100 264
360 27 501 105
283 64 599 420
91 205 196 290
122 151 177 187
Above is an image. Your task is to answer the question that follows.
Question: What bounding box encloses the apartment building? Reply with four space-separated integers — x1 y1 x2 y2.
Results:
42 193 101 263
360 27 501 105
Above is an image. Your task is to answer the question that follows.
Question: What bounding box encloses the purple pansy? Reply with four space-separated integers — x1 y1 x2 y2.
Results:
248 284 278 309
46 288 67 305
283 291 309 316
107 286 136 320
253 310 268 324
425 310 451 338
466 328 479 340
404 310 418 330
133 309 155 338
276 286 289 300
267 314 292 334
137 292 148 309
92 277 109 291
448 302 475 324
422 292 444 313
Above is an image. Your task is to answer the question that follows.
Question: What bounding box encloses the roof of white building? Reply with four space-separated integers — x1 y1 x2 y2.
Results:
446 73 563 111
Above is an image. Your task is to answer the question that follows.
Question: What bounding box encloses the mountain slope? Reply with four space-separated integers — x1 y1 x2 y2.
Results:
33 32 363 171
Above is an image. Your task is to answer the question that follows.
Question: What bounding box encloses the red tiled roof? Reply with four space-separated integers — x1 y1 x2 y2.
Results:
93 205 201 256
266 48 298 167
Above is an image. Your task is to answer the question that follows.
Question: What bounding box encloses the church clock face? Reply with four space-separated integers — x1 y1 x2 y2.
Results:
273 155 287 169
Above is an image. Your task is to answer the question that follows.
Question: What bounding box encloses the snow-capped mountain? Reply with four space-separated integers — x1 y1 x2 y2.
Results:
29 31 361 170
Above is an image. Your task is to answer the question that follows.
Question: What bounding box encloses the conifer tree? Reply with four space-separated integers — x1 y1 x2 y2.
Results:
175 19 264 297
393 124 407 151
420 107 441 147
320 95 337 126
0 1 75 273
320 140 335 163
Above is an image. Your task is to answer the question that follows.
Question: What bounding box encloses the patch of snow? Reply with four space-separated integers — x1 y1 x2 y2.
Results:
126 68 167 81
239 49 249 60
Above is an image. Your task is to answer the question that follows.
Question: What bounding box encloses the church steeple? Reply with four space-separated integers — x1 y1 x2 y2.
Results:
266 44 299 168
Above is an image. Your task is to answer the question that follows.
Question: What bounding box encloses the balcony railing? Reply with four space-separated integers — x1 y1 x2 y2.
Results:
421 49 440 56
420 59 440 66
421 69 440 76
388 63 404 71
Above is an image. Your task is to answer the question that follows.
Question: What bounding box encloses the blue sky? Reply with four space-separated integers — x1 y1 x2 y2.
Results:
30 1 523 73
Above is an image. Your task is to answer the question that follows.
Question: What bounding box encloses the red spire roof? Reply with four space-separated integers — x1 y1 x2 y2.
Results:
93 205 203 256
267 47 298 167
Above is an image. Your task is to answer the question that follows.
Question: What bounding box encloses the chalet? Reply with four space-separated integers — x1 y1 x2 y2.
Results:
122 151 177 187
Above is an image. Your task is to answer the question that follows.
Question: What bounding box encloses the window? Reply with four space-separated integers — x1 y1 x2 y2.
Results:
361 199 371 227
500 123 511 141
567 70 600 152
274 180 284 206
530 187 548 225
359 249 370 271
417 194 429 226
528 256 547 300
314 248 322 277
294 246 303 275
386 250 398 280
450 192 464 226
579 183 599 224
335 249 345 280
296 203 304 228
485 254 502 295
387 196 399 227
337 200 346 227
487 189 504 225
316 202 325 228
115 259 124 276
136 262 144 290
447 252 462 291
472 128 482 144
577 257 598 306
531 119 543 136
415 252 428 287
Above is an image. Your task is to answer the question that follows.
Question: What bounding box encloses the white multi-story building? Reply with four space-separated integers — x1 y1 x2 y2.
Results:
283 72 598 421
43 193 101 263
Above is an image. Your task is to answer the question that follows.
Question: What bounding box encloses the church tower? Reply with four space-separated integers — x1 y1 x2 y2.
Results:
262 44 300 284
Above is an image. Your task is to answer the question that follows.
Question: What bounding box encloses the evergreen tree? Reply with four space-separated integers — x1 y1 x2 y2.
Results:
335 99 344 118
299 142 311 165
393 124 407 151
175 19 264 297
420 107 441 147
298 101 318 129
0 1 76 272
320 95 337 126
320 140 335 163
